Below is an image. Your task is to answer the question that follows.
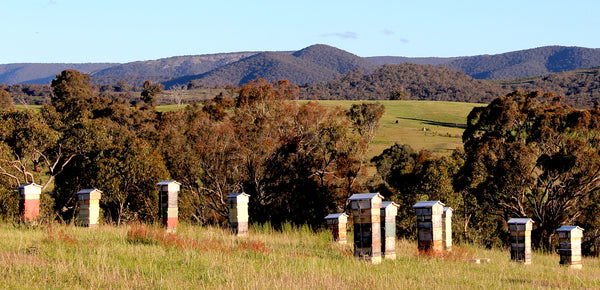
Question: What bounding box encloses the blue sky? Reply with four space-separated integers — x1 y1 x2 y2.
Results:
2 0 599 63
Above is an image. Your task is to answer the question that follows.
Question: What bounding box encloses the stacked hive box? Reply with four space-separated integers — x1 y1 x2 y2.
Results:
557 226 584 269
381 201 399 260
18 183 42 222
324 213 348 244
442 207 453 252
507 218 534 264
157 181 180 233
227 193 250 236
348 193 383 264
77 189 102 227
413 201 445 253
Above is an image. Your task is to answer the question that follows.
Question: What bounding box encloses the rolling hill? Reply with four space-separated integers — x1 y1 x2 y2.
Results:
3 45 600 87
164 44 377 87
443 46 600 79
0 63 116 85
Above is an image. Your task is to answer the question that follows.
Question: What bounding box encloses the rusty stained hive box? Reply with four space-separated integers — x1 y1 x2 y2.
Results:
348 193 383 264
18 183 43 222
325 213 349 243
413 201 445 253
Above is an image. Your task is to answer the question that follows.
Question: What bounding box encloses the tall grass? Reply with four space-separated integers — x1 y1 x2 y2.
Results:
0 223 598 288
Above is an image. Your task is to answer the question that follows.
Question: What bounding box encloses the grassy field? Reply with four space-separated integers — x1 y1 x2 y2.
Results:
312 100 482 157
1 223 598 288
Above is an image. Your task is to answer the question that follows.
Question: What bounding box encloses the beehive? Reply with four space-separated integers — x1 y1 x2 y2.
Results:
348 193 383 264
557 226 584 269
77 189 102 227
413 201 445 253
380 201 399 260
324 213 348 244
18 183 42 222
227 192 250 236
157 181 180 233
507 218 534 264
442 207 453 252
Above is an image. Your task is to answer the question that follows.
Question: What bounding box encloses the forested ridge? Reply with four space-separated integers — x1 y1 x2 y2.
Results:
1 70 600 255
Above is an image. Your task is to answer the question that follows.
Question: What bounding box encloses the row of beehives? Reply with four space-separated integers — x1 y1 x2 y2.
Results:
325 193 585 269
17 183 584 268
16 181 251 235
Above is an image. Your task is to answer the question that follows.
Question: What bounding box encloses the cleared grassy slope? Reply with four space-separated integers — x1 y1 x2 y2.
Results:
312 100 483 157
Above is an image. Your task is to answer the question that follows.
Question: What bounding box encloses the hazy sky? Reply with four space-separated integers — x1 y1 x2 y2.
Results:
2 0 599 63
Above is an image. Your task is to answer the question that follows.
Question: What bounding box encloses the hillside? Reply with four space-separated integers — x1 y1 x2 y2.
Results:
90 52 260 86
165 44 376 87
4 45 600 87
300 63 504 103
493 66 600 108
444 46 600 79
367 56 459 66
0 63 115 85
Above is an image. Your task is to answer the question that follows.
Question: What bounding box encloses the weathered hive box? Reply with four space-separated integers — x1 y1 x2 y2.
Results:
349 193 383 264
227 192 250 236
18 183 42 222
157 181 180 232
413 201 445 253
507 218 534 264
324 213 348 244
557 226 583 269
77 189 102 227
442 207 453 252
380 201 399 260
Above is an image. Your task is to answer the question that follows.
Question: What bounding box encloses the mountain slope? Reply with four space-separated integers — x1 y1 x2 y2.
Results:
165 44 377 87
0 63 116 85
443 46 600 79
90 52 260 85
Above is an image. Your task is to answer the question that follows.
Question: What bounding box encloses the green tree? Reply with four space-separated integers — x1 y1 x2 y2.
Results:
456 90 600 249
141 80 163 107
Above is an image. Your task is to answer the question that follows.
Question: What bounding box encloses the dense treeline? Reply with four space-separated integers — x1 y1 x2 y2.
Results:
497 67 600 108
300 64 503 102
0 70 382 229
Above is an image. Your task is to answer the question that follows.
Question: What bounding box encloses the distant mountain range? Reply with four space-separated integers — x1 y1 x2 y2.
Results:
2 44 600 88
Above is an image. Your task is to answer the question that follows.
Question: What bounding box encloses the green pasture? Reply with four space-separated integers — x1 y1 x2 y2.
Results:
312 100 483 157
0 223 597 288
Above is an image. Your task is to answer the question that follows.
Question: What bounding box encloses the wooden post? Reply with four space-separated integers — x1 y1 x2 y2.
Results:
557 226 583 269
324 213 348 244
18 183 42 222
413 201 445 253
442 207 453 252
157 181 180 233
77 189 102 227
227 193 250 236
507 218 534 264
349 193 383 264
381 201 399 260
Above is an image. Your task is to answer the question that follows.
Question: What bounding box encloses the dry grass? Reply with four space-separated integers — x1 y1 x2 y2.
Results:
0 223 598 288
